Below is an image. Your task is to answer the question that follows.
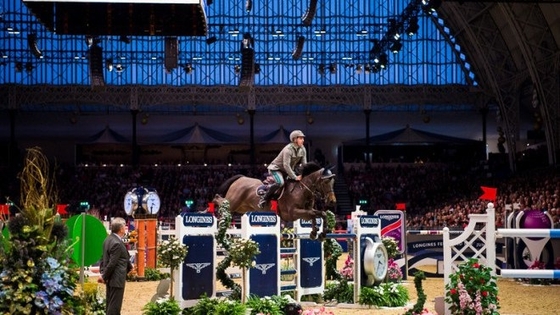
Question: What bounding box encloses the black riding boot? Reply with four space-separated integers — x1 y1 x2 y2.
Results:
258 183 280 209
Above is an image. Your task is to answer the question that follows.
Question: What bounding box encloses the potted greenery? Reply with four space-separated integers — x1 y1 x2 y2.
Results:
228 237 260 304
157 237 188 298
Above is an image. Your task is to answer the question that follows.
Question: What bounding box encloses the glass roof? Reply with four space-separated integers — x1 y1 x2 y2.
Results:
0 0 476 87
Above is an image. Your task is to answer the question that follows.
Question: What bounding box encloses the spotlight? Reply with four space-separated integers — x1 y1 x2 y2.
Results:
390 40 402 54
115 64 125 73
378 53 388 69
329 63 337 74
254 63 261 74
105 59 113 71
245 0 252 12
406 17 419 36
15 62 23 72
301 0 318 26
355 64 363 74
241 33 254 50
292 36 305 60
27 33 43 59
184 63 193 74
422 0 441 15
318 64 325 75
234 65 241 74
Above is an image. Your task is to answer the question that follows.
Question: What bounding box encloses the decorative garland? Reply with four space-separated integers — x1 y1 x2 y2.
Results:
323 210 342 280
214 200 242 300
404 271 427 315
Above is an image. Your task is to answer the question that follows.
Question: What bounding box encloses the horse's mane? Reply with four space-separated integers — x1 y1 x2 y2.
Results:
300 162 322 177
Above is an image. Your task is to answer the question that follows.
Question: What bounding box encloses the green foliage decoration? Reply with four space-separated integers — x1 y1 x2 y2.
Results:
323 210 342 280
142 297 182 315
358 282 409 308
404 271 427 315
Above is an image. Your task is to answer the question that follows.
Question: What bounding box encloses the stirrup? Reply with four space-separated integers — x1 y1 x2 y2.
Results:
258 198 267 209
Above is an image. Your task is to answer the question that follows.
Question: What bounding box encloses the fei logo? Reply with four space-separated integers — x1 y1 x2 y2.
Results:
255 263 275 274
185 262 211 273
302 257 320 267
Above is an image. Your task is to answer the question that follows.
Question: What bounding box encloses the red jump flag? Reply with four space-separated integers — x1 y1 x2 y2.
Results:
207 202 215 214
0 204 9 215
479 186 498 202
396 203 406 211
56 204 68 215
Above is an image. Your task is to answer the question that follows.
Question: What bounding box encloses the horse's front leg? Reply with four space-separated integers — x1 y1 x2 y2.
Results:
310 218 318 240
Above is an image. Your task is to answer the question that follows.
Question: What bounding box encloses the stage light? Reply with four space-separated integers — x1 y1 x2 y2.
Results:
241 33 254 50
390 40 402 54
301 0 318 26
406 17 419 36
292 36 305 60
106 59 113 71
254 63 261 74
318 64 325 75
245 0 252 12
355 64 363 74
329 63 336 74
184 63 193 74
27 33 43 59
15 62 23 72
422 0 441 15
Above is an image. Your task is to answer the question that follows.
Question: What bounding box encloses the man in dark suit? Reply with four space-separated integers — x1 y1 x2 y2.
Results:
99 217 132 315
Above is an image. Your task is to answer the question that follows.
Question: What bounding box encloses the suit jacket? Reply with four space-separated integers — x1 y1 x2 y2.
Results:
100 233 131 288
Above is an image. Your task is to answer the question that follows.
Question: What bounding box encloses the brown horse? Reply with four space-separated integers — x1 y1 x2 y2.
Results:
213 162 337 239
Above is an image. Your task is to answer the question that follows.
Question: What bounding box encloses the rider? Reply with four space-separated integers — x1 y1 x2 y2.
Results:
258 130 307 209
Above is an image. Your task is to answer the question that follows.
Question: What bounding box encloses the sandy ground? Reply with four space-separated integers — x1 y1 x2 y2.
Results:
116 277 559 315
88 256 559 315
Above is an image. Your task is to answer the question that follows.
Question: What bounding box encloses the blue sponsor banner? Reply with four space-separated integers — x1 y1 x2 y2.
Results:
181 235 214 300
248 212 278 227
359 215 380 228
299 239 322 288
250 234 278 297
182 213 214 228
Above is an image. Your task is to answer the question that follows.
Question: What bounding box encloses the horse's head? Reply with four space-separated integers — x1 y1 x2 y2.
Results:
301 163 337 207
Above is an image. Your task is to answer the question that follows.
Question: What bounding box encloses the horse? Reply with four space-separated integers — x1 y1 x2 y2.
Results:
212 162 337 239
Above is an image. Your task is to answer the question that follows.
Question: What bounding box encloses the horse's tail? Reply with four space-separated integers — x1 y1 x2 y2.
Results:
216 174 244 196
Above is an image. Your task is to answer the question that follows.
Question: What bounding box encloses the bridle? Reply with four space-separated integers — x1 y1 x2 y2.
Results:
299 170 336 204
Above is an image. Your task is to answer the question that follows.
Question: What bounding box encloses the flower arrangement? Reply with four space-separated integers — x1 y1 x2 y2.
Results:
358 282 409 308
0 148 85 314
340 255 354 280
382 236 400 259
387 258 403 282
228 238 260 269
300 306 335 315
158 237 189 271
445 258 500 315
525 259 552 285
158 237 188 298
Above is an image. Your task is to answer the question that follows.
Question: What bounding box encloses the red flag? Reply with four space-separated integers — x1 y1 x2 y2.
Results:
56 204 68 215
271 200 278 214
207 202 215 214
396 203 406 211
479 186 497 202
